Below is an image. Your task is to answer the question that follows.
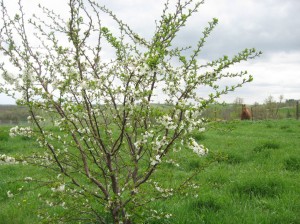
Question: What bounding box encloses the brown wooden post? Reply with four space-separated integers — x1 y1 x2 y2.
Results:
297 101 299 120
214 109 217 121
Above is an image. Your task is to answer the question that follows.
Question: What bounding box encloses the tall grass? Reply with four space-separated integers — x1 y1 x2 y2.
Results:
1 119 300 223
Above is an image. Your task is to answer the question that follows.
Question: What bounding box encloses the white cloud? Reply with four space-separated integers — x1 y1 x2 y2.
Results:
218 51 300 104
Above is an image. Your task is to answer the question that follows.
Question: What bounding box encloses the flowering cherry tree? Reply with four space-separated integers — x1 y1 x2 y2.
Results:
0 0 261 223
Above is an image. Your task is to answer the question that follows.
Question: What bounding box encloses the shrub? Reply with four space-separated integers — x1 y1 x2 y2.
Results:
0 0 260 222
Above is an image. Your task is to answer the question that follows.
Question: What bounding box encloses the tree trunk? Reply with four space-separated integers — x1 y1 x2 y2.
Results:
111 205 132 224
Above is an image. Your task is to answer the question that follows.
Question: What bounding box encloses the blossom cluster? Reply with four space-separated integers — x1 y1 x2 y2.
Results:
134 130 154 149
7 190 14 198
27 115 45 123
153 182 174 198
152 136 168 152
24 177 33 181
156 115 177 130
150 155 161 166
0 154 18 165
184 110 206 133
187 138 208 156
9 126 33 138
148 209 173 221
165 159 180 167
51 184 66 192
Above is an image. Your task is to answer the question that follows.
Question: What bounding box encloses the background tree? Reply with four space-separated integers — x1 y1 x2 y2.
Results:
233 97 244 119
0 0 261 223
264 95 282 119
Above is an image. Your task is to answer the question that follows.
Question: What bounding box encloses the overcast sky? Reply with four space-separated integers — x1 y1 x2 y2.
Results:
1 0 299 104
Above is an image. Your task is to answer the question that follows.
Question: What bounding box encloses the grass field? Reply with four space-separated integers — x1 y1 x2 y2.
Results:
1 119 300 223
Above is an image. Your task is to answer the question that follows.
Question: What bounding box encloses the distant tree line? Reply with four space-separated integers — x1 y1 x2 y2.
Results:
0 105 29 124
0 96 298 125
202 96 300 121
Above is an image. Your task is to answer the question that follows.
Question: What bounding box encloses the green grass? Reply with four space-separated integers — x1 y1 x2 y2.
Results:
1 120 300 223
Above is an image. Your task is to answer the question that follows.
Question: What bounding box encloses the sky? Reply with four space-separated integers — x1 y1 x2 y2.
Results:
0 0 299 104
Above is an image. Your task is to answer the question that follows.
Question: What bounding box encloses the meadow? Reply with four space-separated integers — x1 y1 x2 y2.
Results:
1 119 300 223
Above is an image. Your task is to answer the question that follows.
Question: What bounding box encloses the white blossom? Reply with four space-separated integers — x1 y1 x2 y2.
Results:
152 136 168 152
51 184 65 192
46 200 54 207
134 140 141 149
150 155 161 166
9 126 33 138
24 177 33 181
165 214 172 219
80 81 88 89
7 191 13 198
27 116 32 123
157 115 177 130
165 159 180 167
132 188 138 194
188 138 208 156
35 115 45 122
0 154 18 164
199 127 205 132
